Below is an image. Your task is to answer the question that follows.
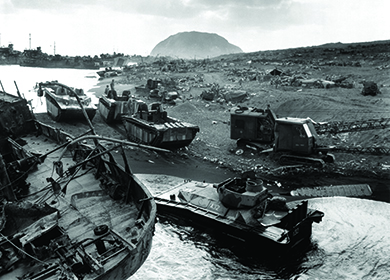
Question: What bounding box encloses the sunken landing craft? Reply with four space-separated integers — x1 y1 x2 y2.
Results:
37 81 97 122
122 99 200 149
152 172 324 255
0 86 156 279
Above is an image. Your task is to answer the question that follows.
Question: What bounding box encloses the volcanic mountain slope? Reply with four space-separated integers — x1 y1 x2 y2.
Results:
150 31 243 59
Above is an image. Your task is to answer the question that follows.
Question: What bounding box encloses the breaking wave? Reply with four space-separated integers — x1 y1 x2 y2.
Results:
133 197 390 280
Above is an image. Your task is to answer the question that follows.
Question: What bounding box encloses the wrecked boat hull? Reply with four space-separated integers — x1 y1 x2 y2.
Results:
151 175 323 256
38 81 97 122
45 93 97 121
0 89 156 279
122 115 199 149
155 197 318 254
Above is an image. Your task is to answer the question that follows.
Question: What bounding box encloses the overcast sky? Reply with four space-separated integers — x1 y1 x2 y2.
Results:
1 0 389 57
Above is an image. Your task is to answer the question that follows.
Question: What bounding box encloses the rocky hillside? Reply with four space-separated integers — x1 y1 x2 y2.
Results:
150 31 243 59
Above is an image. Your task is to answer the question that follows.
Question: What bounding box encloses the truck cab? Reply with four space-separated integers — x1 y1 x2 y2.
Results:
230 106 277 143
274 117 319 155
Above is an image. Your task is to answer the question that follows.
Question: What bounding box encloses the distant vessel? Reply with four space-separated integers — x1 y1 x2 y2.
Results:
37 81 97 122
122 99 200 149
0 85 157 279
20 58 100 69
153 171 324 255
20 47 100 69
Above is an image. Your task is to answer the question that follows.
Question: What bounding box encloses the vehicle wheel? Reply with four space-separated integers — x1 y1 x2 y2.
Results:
94 224 109 236
323 153 335 163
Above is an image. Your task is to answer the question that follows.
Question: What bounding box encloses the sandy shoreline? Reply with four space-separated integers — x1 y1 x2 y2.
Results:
88 76 136 101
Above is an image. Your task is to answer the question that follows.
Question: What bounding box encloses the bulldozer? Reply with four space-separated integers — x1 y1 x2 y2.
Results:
230 105 335 167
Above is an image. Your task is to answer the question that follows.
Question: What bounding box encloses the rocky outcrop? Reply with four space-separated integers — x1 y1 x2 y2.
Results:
150 31 243 59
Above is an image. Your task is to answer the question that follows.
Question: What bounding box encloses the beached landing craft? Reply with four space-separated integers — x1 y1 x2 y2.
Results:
122 99 200 149
96 67 122 79
152 171 324 255
97 89 131 124
0 86 158 279
37 81 97 122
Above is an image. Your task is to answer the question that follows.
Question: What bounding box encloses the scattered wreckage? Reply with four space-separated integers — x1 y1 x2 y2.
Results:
135 78 180 104
200 83 248 103
361 81 381 96
135 78 161 96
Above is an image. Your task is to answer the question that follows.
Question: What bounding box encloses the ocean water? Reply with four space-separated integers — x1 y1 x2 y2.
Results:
0 65 100 113
131 197 390 280
1 66 389 280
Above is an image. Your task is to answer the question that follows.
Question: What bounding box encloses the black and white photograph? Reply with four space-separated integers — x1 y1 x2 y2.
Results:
1 0 389 279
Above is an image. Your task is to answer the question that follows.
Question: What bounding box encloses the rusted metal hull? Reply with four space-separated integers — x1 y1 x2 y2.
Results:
45 92 97 122
0 90 156 280
122 115 199 149
147 174 323 255
155 199 316 254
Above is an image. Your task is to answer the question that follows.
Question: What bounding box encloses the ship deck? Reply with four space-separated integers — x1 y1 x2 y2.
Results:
22 133 140 239
0 91 155 279
0 132 151 279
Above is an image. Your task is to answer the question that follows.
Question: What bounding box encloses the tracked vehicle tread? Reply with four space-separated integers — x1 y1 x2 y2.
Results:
278 155 325 168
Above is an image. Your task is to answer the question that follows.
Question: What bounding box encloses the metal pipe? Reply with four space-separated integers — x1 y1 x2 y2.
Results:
14 81 23 99
0 154 17 201
0 80 5 92
57 134 170 162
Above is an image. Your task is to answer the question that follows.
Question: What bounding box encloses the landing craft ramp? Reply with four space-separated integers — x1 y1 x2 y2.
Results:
291 184 372 198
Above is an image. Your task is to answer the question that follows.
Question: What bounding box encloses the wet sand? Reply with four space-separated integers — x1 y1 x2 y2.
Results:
88 76 136 100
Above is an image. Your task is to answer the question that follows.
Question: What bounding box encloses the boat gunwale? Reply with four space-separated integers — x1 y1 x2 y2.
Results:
0 114 157 279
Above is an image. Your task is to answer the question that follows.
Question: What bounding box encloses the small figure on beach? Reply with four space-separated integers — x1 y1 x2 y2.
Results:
107 79 117 100
104 85 109 96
